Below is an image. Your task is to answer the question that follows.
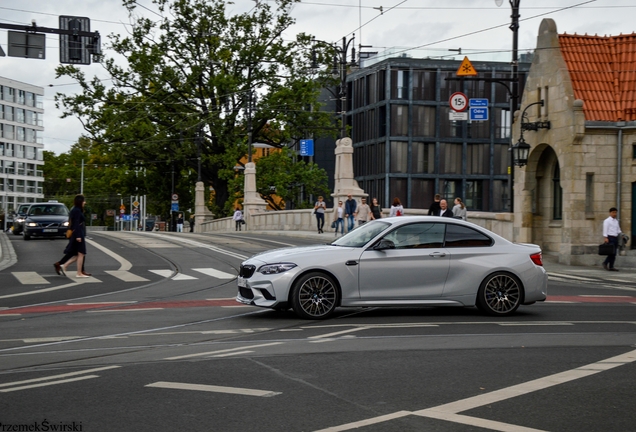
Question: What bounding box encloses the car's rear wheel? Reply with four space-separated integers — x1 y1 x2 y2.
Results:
291 272 339 320
476 272 522 316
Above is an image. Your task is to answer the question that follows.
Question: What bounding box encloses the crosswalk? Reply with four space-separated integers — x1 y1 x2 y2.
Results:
10 267 237 285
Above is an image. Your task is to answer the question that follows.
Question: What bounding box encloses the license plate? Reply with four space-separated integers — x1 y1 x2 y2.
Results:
43 229 58 233
237 277 247 288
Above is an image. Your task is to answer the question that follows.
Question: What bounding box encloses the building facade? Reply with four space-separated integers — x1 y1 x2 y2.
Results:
513 19 636 265
0 76 45 224
345 57 530 212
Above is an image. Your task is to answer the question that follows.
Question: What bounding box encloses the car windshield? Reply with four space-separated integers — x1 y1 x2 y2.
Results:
331 220 391 247
28 205 69 216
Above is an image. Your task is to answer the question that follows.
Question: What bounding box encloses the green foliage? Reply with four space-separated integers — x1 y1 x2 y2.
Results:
54 0 338 216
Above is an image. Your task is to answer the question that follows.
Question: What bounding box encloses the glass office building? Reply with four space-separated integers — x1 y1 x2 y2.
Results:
346 57 530 212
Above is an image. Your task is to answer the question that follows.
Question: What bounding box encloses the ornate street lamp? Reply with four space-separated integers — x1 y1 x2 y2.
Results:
513 100 550 167
511 137 531 167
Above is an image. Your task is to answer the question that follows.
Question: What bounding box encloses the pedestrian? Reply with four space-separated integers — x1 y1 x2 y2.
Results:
389 197 404 217
53 194 90 278
428 194 441 216
176 213 184 232
602 207 621 271
355 198 371 226
333 200 344 236
314 196 327 233
369 197 382 220
344 194 357 232
452 197 467 220
189 215 195 232
438 199 454 217
233 207 244 231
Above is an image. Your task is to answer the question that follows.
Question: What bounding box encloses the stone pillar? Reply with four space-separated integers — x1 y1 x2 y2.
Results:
194 181 214 232
331 137 367 206
242 162 267 226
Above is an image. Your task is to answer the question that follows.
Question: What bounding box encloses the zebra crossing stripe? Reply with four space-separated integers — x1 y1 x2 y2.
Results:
105 270 150 282
193 268 235 279
12 272 49 285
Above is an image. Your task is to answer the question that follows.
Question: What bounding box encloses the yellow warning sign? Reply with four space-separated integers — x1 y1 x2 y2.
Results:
456 56 477 76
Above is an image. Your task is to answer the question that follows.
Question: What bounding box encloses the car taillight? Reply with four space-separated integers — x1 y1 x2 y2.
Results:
530 252 543 266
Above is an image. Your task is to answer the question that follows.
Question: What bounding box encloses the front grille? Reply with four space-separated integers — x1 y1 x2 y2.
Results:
239 286 254 299
239 264 256 279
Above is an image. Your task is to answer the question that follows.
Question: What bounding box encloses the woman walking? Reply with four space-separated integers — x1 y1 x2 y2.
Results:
333 200 344 236
314 196 327 233
369 197 382 220
389 197 404 217
53 194 89 278
452 197 467 220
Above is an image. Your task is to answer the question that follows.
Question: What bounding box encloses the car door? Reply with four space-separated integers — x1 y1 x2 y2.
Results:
357 222 450 300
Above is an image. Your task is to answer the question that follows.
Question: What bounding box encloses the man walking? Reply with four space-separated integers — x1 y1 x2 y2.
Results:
438 199 454 218
344 194 357 232
602 207 621 271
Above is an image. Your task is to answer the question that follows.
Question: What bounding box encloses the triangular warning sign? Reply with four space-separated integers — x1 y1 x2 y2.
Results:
456 56 477 76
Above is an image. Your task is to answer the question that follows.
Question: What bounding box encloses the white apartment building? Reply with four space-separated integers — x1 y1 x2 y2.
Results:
0 76 45 223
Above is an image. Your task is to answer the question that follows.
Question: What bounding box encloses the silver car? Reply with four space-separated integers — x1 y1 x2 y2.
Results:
236 217 547 319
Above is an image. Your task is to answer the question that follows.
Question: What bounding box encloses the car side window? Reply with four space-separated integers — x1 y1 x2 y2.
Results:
444 224 493 247
384 223 445 249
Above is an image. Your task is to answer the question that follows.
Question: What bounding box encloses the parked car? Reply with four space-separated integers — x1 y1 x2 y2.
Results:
22 202 70 240
11 204 31 235
236 216 548 319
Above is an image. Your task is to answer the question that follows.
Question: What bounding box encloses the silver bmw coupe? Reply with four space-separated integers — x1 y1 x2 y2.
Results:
236 216 547 319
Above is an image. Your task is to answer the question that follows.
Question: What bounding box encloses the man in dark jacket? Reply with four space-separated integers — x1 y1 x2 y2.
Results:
428 194 441 216
439 199 454 218
344 195 357 232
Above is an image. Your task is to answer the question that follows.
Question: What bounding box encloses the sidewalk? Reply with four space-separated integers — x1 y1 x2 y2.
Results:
241 229 636 283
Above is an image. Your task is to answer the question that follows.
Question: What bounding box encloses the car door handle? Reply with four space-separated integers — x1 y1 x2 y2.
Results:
345 260 358 266
429 252 446 258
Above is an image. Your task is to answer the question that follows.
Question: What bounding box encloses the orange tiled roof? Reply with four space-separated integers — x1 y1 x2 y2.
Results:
559 32 636 121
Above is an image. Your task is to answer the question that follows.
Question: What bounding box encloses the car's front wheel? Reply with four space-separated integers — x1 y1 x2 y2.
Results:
291 272 339 320
476 272 522 316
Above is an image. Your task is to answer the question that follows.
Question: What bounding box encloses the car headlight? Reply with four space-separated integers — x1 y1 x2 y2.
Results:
16 218 25 223
258 263 297 275
63 221 70 227
26 222 38 227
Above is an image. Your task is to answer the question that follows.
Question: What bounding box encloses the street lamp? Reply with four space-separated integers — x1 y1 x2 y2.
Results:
513 100 550 167
496 0 521 211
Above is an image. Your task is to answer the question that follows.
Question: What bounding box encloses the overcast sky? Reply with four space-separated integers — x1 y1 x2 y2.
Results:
1 0 633 154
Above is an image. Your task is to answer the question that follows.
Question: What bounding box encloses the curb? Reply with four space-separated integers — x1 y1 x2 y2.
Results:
0 232 18 272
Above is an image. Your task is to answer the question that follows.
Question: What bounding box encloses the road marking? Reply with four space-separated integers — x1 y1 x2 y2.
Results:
12 272 49 285
164 342 283 360
498 322 573 326
149 233 249 260
149 269 175 278
547 272 596 281
172 273 197 280
86 238 133 271
105 270 150 282
0 366 120 389
87 308 164 312
146 381 281 397
211 350 254 357
193 268 235 279
309 327 369 339
317 349 636 431
0 375 100 392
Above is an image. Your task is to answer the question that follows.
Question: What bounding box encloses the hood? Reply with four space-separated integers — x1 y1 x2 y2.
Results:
246 243 349 264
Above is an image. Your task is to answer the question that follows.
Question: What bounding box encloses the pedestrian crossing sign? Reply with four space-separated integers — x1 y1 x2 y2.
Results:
456 56 477 76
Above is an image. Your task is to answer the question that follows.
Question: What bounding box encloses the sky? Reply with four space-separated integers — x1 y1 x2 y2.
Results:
1 0 634 155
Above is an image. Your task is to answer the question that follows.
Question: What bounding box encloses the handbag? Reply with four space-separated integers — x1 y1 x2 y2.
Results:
331 221 336 229
65 229 73 239
598 243 615 256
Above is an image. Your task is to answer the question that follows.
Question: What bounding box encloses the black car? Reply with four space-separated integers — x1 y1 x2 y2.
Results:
22 202 70 240
11 204 31 235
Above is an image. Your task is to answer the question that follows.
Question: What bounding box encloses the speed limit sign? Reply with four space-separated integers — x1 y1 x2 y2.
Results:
449 92 468 112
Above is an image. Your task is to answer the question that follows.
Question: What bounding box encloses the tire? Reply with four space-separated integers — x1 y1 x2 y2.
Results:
476 272 523 316
291 272 339 320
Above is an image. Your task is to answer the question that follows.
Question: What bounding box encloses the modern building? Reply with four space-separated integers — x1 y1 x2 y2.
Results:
0 76 45 226
341 56 531 212
513 19 636 265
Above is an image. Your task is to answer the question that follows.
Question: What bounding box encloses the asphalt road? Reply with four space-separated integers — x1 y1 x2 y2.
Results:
0 230 635 432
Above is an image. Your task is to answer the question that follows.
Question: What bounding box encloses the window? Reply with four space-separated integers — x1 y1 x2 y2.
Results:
412 142 434 173
4 106 13 121
553 162 562 220
390 141 408 173
412 106 435 136
466 144 489 174
384 222 445 249
3 86 14 102
389 178 407 206
411 179 435 209
390 105 408 136
444 224 493 247
465 180 485 211
391 70 409 99
495 108 511 139
585 173 594 216
439 143 462 174
440 107 462 138
412 70 436 101
494 144 509 175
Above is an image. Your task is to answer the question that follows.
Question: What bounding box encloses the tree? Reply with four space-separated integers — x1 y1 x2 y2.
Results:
54 0 339 217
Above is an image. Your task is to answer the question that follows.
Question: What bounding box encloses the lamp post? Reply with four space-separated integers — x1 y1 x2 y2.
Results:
513 100 550 167
495 0 521 212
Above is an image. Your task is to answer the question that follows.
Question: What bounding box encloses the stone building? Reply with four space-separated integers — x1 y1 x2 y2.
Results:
514 19 636 265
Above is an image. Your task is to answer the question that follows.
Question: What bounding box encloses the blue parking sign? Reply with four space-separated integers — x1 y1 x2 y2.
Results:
469 107 489 121
300 139 314 157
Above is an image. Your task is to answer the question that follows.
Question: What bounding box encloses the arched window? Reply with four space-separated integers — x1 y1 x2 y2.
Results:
553 162 562 220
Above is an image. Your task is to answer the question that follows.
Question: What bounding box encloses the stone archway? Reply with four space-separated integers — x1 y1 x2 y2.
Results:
515 143 562 254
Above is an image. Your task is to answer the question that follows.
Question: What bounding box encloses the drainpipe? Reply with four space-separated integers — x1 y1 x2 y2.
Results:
617 128 622 219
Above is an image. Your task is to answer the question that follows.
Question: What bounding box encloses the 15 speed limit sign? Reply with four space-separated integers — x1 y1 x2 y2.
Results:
449 92 468 112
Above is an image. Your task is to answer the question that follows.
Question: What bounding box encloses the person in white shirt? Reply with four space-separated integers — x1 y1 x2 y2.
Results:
333 201 344 236
602 207 621 271
355 198 371 226
233 207 244 231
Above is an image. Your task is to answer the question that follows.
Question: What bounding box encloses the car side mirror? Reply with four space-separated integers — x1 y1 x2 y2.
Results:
374 239 395 250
